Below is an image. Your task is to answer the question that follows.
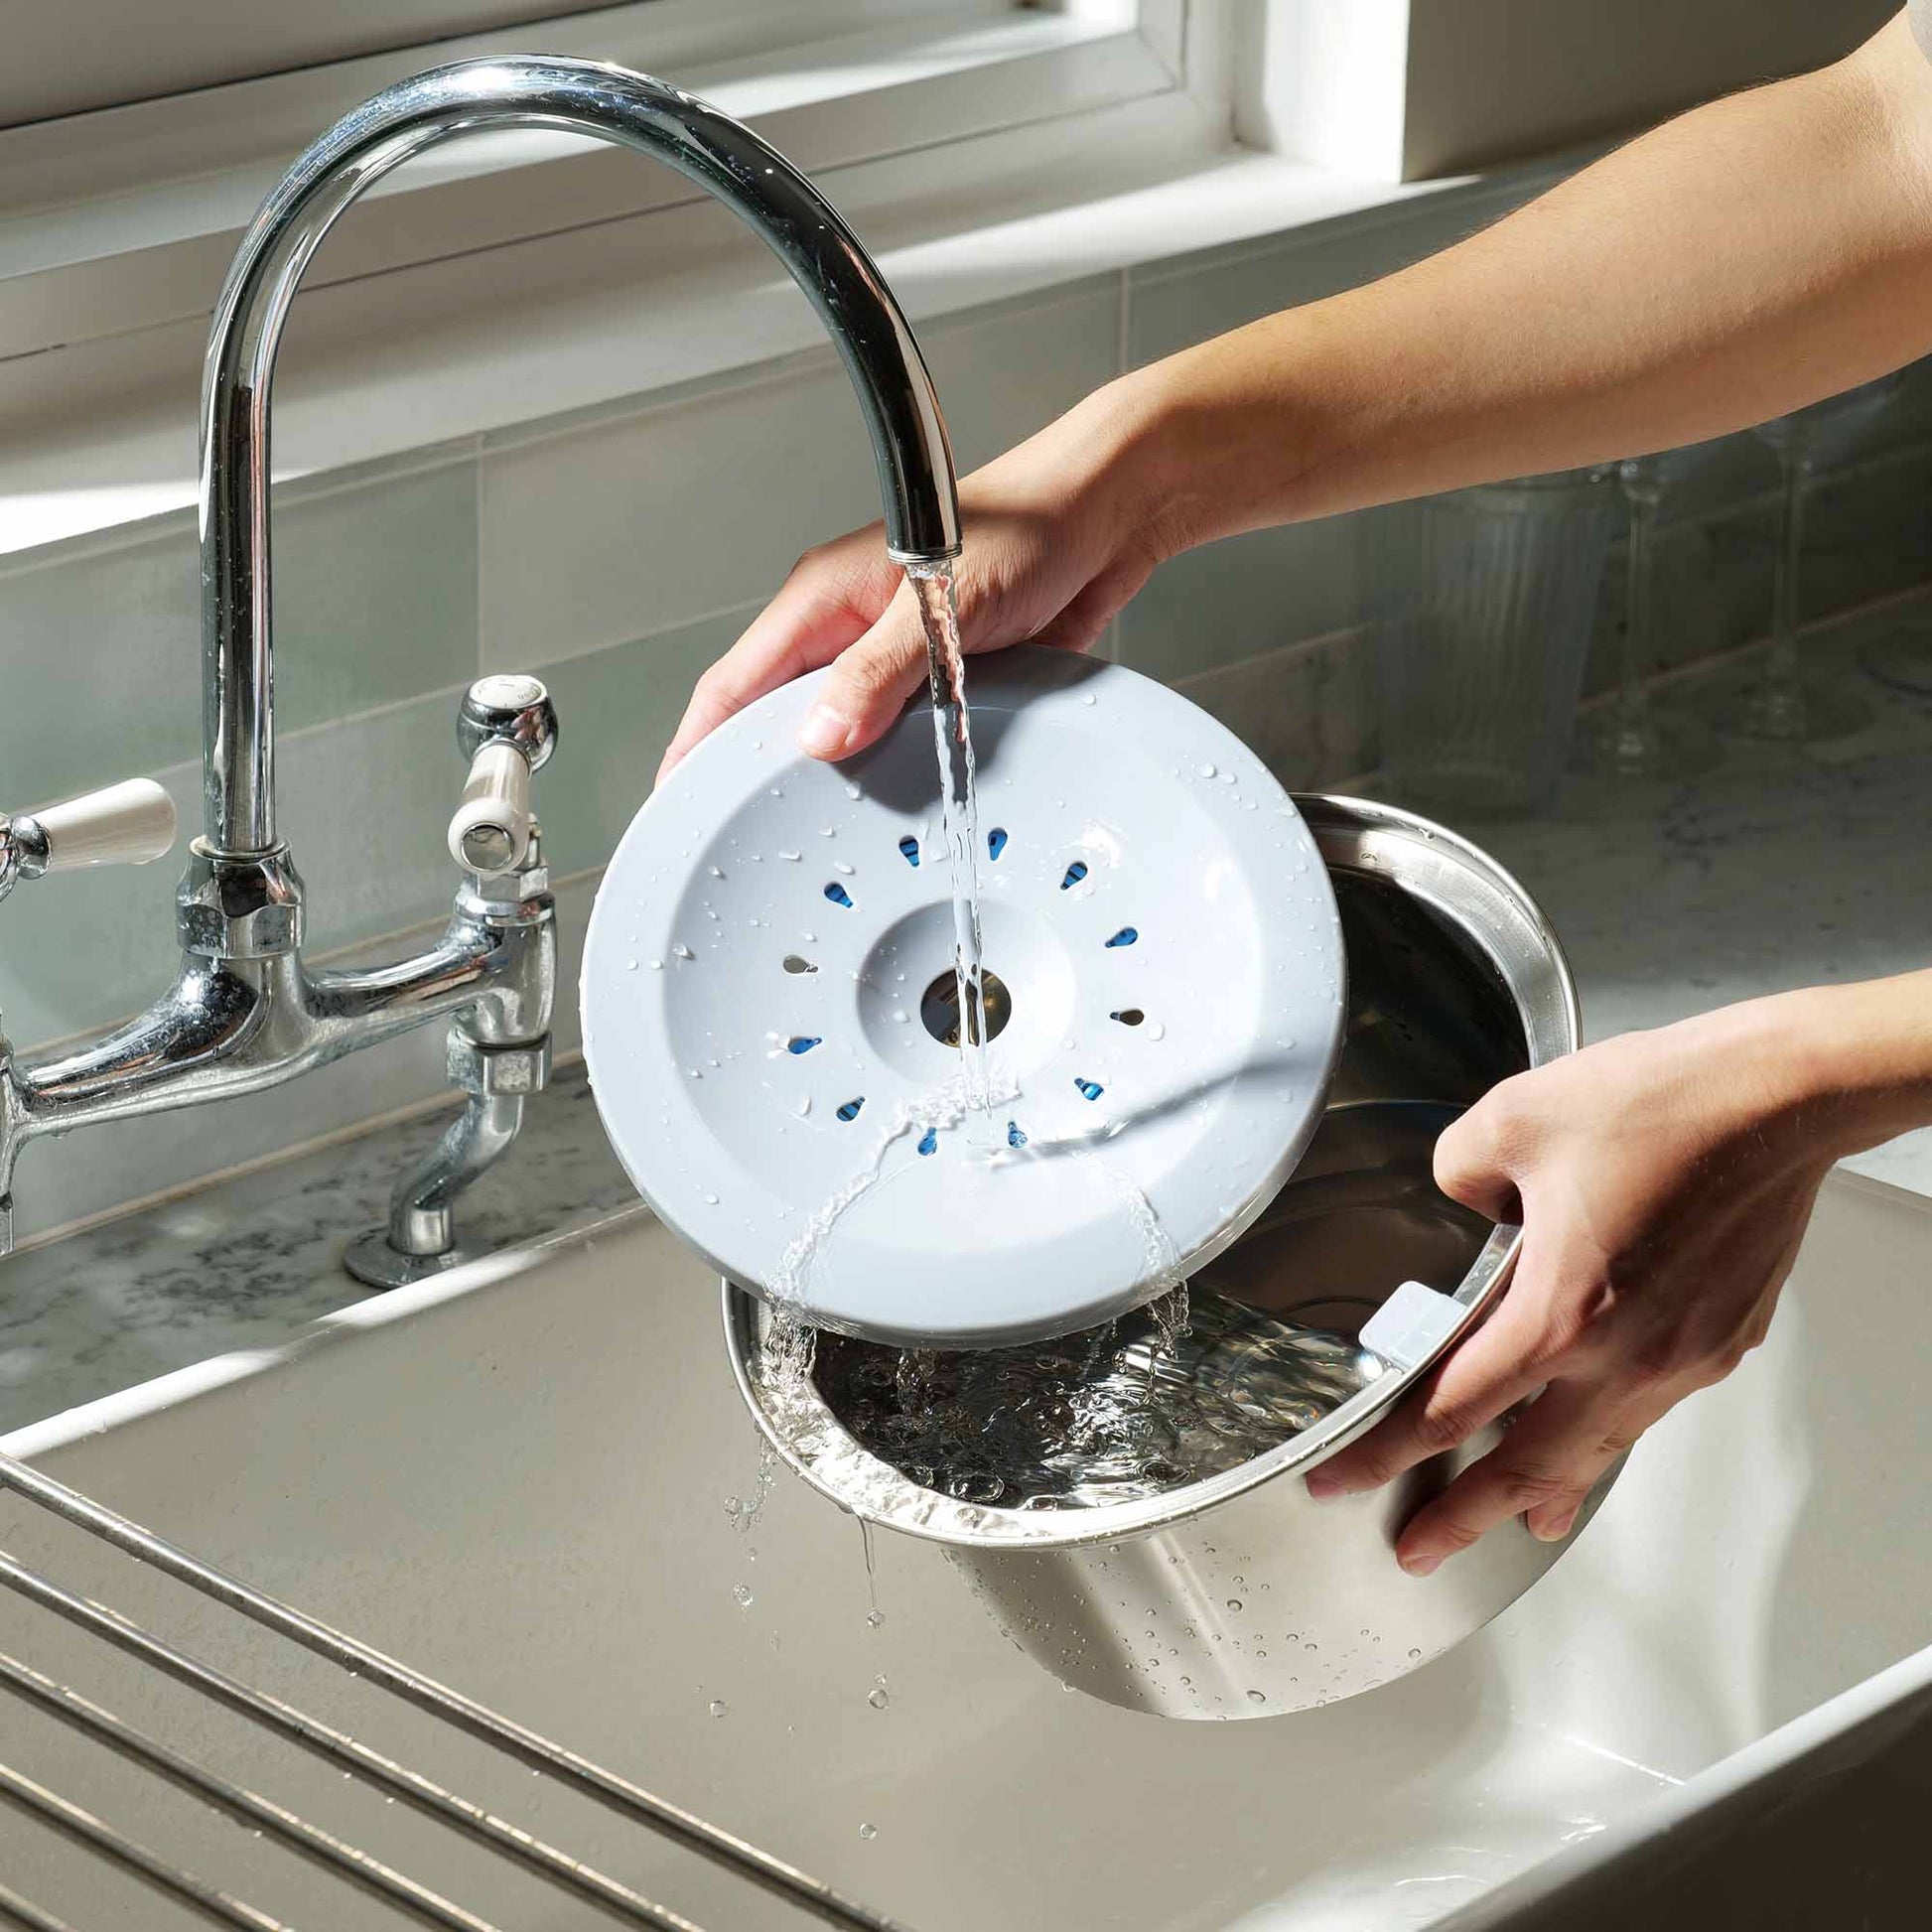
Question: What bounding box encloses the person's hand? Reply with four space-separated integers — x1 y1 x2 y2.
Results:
656 376 1177 782
1306 994 1856 1574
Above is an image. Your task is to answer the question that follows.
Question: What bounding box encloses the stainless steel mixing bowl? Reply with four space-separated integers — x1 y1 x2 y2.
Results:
726 794 1606 1718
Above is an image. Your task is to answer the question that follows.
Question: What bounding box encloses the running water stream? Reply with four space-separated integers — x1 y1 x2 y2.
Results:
906 561 993 1126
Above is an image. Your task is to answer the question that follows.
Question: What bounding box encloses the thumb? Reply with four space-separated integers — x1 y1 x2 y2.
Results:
1433 1100 1523 1224
797 577 931 759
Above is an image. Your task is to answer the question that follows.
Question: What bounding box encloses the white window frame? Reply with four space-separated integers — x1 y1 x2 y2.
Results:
0 1 1198 369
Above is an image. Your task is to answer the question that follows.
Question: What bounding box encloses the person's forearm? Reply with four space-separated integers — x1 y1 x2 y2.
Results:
1105 13 1932 558
1774 971 1932 1157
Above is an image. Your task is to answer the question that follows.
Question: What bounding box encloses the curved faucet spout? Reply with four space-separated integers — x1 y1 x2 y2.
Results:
202 56 962 858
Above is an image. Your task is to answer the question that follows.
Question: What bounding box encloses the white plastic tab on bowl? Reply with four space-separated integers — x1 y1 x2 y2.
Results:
581 645 1347 1348
1359 1279 1467 1374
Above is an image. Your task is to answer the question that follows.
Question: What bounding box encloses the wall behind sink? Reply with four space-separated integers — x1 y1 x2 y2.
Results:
5 179 1932 1241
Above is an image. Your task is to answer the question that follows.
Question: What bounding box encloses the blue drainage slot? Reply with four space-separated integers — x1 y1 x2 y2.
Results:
837 1098 866 1122
987 827 1009 861
898 836 920 867
824 882 854 908
1110 1009 1145 1027
1104 926 1139 948
785 1036 821 1055
917 1128 938 1156
1060 861 1088 890
1074 1078 1105 1102
1006 1121 1028 1149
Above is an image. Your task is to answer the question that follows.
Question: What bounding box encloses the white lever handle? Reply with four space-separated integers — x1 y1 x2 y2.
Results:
449 741 532 876
24 779 177 874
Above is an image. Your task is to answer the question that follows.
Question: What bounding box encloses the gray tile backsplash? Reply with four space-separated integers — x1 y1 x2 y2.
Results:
478 280 1120 671
5 234 1930 1236
0 454 480 813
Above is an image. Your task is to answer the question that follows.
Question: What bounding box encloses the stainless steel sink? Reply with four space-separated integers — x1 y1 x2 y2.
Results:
5 1159 1930 1928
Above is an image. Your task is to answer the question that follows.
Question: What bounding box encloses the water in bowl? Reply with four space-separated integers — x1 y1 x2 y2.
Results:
807 1290 1386 1512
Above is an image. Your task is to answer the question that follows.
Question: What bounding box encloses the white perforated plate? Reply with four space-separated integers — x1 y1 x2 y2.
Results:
582 646 1345 1347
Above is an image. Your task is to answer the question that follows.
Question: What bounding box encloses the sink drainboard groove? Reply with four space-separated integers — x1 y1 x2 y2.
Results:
0 1449 911 1932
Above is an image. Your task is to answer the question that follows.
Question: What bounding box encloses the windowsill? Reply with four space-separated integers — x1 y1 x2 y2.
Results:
0 111 1576 564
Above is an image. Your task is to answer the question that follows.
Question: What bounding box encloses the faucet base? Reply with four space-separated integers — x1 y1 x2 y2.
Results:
342 1234 477 1291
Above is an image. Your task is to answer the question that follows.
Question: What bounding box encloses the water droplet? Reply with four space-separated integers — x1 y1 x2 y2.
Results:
1197 762 1217 779
1226 1598 1242 1612
834 860 856 876
1147 1022 1167 1040
708 1699 729 1719
732 1584 754 1607
625 958 638 971
708 864 725 878
858 1823 878 1840
648 958 663 970
778 849 801 863
793 1095 812 1118
845 783 863 800
673 943 694 960
1409 1647 1424 1661
867 1608 886 1629
1246 1689 1267 1705
867 1686 891 1711
703 1192 719 1205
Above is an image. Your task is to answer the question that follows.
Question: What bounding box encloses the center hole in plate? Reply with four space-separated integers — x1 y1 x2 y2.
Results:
919 968 1014 1047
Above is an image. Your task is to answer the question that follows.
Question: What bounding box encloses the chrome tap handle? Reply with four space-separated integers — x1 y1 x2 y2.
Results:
1 779 177 902
448 676 557 878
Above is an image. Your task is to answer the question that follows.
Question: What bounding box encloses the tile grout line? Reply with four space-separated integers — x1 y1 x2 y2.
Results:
472 432 487 681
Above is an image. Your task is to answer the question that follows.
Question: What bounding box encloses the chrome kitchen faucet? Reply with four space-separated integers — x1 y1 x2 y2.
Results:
0 57 960 1280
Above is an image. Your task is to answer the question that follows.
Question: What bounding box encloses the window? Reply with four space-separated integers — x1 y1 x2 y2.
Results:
4 2 615 128
0 3 1190 368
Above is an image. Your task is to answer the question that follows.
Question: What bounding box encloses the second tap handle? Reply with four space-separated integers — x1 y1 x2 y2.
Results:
449 674 557 878
450 741 533 874
16 779 178 876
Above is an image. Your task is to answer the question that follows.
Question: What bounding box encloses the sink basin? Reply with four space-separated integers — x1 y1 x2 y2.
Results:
5 1169 1930 1929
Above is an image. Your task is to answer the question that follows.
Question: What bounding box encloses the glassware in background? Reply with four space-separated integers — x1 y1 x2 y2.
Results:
1573 452 1722 781
1375 466 1616 818
1719 375 1900 741
1858 604 1932 696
